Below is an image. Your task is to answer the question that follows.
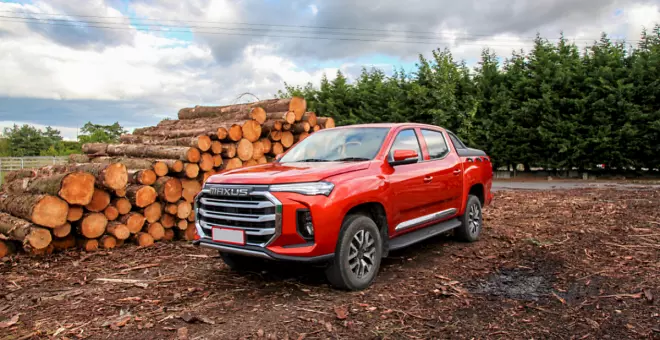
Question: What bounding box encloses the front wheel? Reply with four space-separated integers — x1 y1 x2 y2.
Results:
455 195 483 242
325 214 383 291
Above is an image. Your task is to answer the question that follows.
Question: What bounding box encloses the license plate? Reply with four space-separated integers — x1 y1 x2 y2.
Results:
211 227 245 245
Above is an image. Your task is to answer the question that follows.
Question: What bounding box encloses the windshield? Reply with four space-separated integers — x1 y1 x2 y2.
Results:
279 127 390 162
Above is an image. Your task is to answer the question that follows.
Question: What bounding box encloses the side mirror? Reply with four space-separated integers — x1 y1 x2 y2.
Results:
275 154 283 161
389 149 419 166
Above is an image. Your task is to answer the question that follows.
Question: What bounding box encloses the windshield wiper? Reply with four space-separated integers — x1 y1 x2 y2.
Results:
333 157 370 162
297 158 330 162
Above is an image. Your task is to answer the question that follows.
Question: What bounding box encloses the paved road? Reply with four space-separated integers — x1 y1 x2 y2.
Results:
492 180 660 191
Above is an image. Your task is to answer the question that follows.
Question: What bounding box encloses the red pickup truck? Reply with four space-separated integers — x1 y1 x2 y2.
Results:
193 123 493 290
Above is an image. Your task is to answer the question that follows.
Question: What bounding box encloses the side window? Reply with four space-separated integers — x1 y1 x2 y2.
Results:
421 129 449 159
448 131 466 149
389 129 422 161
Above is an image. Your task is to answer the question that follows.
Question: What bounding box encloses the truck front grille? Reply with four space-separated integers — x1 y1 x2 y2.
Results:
195 185 281 246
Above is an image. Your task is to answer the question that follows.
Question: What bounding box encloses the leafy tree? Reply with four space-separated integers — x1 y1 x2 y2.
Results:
77 122 126 144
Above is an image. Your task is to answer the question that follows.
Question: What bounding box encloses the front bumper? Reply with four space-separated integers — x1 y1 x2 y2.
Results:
193 185 340 262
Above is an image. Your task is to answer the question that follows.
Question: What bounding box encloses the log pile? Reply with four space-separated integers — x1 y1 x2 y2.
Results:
0 96 336 257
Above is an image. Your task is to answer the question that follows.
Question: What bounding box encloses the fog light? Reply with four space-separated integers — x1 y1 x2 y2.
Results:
296 209 314 241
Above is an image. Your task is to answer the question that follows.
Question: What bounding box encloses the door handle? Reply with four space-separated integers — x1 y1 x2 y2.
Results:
424 176 433 183
453 169 462 175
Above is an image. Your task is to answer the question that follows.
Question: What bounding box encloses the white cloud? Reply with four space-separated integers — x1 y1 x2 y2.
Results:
309 4 319 16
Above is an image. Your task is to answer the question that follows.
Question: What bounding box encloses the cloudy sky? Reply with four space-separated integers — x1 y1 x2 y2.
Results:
0 0 658 140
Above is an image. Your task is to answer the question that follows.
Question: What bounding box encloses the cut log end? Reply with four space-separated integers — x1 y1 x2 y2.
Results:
0 240 15 257
228 125 243 142
128 185 158 208
67 206 84 222
114 198 132 215
257 156 268 165
78 238 99 252
197 135 212 152
184 224 198 241
250 107 267 124
212 154 223 168
53 223 72 238
289 96 307 120
221 144 237 159
177 201 192 219
104 205 119 221
186 148 201 163
85 188 111 213
181 179 202 202
104 163 129 190
199 153 214 172
176 219 188 230
242 120 263 143
137 232 155 247
122 213 146 234
243 159 258 167
107 222 130 240
147 222 165 241
225 158 243 171
33 195 69 228
211 141 223 155
79 213 108 239
154 177 183 203
217 127 228 140
237 138 254 161
115 188 127 197
153 162 169 177
144 202 163 223
162 228 175 241
28 227 53 250
271 142 284 156
100 235 117 249
280 131 294 148
60 172 96 205
184 163 200 179
160 214 175 228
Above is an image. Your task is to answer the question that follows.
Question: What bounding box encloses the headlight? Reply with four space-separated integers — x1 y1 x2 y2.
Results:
269 181 334 196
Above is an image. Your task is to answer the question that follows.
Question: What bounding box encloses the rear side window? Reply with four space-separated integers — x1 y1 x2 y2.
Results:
421 129 449 159
447 131 466 149
389 129 422 161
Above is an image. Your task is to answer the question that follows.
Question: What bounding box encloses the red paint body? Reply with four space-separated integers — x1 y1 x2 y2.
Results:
205 123 493 259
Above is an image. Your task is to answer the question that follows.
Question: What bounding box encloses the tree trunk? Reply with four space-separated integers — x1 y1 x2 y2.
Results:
221 144 237 158
112 198 132 215
199 153 214 172
153 177 183 203
68 154 90 164
252 141 265 160
146 222 165 241
39 163 128 191
265 111 295 125
0 212 52 250
106 222 130 240
135 126 217 138
271 142 284 156
4 169 37 183
85 188 111 212
184 163 200 179
67 206 84 222
135 232 154 247
212 155 223 168
76 212 108 239
121 212 146 234
295 132 310 142
128 169 157 186
0 193 68 228
82 143 108 155
282 123 292 131
160 214 175 228
237 139 254 161
242 120 262 142
292 122 310 134
280 131 294 148
143 202 163 223
126 185 158 208
224 158 243 170
181 179 202 202
154 159 184 175
103 205 119 221
87 143 201 163
260 138 272 154
120 135 212 151
261 120 283 137
99 235 117 249
176 97 305 120
176 200 192 219
53 223 71 238
317 117 335 129
3 172 96 206
302 112 317 126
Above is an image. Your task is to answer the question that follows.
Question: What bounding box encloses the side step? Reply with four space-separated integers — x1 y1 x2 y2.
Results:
388 218 461 251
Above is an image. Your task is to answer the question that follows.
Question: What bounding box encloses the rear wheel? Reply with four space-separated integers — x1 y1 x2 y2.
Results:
455 195 483 242
325 214 383 291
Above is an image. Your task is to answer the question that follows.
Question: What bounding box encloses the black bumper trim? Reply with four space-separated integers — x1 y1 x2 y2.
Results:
193 239 334 263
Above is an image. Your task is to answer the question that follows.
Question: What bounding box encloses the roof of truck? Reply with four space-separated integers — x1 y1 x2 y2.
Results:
331 122 444 129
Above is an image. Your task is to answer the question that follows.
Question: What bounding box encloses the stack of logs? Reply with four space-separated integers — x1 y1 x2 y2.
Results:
0 96 336 257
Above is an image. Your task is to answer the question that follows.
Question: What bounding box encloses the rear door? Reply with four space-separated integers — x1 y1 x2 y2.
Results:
418 128 463 218
385 128 436 232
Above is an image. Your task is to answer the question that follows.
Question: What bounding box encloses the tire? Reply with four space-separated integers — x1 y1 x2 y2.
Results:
219 252 268 272
455 195 483 242
325 214 383 291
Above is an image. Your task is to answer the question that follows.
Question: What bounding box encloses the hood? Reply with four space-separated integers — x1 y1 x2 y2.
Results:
207 161 371 185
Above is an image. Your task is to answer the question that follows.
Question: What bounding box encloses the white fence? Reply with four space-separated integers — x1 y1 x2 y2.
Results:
0 156 68 183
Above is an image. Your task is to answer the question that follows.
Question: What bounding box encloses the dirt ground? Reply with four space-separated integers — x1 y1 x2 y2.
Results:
1 188 659 340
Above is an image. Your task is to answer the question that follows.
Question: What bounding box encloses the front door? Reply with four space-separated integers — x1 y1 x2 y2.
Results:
386 128 437 234
418 128 463 217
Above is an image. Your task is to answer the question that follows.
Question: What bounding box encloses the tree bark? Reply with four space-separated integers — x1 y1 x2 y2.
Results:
153 177 183 203
128 169 157 186
176 97 304 120
302 112 317 126
106 222 130 240
120 135 212 152
317 117 335 129
86 143 201 163
38 163 128 191
76 212 107 239
0 193 68 228
68 154 90 164
0 212 52 250
261 120 283 137
3 172 96 206
265 111 295 125
126 185 157 208
292 122 311 134
4 169 37 183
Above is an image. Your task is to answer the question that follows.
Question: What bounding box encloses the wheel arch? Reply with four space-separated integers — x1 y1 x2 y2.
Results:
343 201 390 256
